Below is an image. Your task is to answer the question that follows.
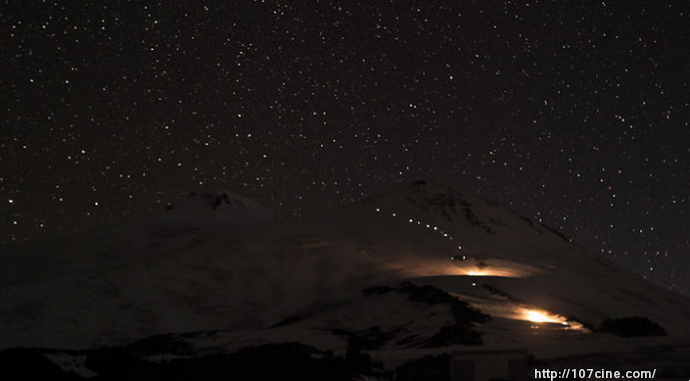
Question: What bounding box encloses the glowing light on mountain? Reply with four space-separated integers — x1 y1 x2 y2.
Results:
468 270 490 276
456 265 525 277
524 309 567 325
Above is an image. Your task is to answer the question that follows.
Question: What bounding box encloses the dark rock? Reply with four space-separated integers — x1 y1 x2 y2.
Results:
596 316 667 337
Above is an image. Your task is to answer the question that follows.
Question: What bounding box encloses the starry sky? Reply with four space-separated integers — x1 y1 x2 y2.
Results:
2 1 689 295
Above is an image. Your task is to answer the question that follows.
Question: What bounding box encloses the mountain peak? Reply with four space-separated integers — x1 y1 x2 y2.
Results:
162 190 279 224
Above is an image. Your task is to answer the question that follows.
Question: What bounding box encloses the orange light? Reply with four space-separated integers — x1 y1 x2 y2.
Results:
467 270 489 276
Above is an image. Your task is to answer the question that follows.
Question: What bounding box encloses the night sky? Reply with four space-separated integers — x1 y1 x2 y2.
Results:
2 2 689 295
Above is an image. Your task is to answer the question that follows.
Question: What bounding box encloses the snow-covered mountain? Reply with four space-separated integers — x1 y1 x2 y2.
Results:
1 181 689 377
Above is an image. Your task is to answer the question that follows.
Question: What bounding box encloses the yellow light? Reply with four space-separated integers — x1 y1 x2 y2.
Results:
524 310 562 323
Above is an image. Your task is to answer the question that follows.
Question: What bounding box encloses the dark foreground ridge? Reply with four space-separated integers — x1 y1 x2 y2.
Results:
0 342 387 381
